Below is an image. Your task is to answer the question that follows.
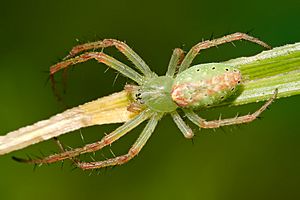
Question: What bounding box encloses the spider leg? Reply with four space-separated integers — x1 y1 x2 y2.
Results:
166 48 185 77
12 109 153 165
179 32 271 73
170 111 194 139
64 39 155 78
76 112 162 170
184 89 277 129
53 137 80 165
50 51 144 85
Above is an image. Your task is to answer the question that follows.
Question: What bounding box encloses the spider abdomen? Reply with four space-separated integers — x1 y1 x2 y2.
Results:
171 63 242 109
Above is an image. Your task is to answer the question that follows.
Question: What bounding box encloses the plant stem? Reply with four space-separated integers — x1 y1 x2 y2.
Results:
221 42 300 106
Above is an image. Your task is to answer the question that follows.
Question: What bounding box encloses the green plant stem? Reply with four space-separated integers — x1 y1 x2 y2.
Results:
220 42 300 106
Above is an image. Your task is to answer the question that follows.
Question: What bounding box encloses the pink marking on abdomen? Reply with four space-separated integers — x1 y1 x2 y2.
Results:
171 71 242 107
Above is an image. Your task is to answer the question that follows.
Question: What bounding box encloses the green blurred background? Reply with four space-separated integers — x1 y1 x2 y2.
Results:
0 0 299 199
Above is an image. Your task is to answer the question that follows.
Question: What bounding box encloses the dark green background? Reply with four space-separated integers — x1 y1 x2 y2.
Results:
0 0 299 199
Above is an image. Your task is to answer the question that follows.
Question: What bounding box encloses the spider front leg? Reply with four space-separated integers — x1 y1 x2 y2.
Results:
179 32 271 73
64 39 155 78
50 51 144 85
12 109 153 165
184 89 278 129
77 112 162 170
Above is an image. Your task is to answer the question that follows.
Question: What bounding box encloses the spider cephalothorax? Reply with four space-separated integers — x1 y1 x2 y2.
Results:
15 32 277 170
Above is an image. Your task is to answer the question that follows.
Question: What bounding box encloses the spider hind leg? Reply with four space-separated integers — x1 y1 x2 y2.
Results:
184 89 278 129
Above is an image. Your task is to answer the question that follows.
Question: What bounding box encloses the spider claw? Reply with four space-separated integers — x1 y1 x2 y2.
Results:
12 156 30 163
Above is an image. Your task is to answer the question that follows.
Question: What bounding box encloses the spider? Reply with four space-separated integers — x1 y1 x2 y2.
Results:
15 32 277 170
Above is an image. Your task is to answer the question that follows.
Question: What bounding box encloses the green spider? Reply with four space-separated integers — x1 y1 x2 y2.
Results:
17 32 277 170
